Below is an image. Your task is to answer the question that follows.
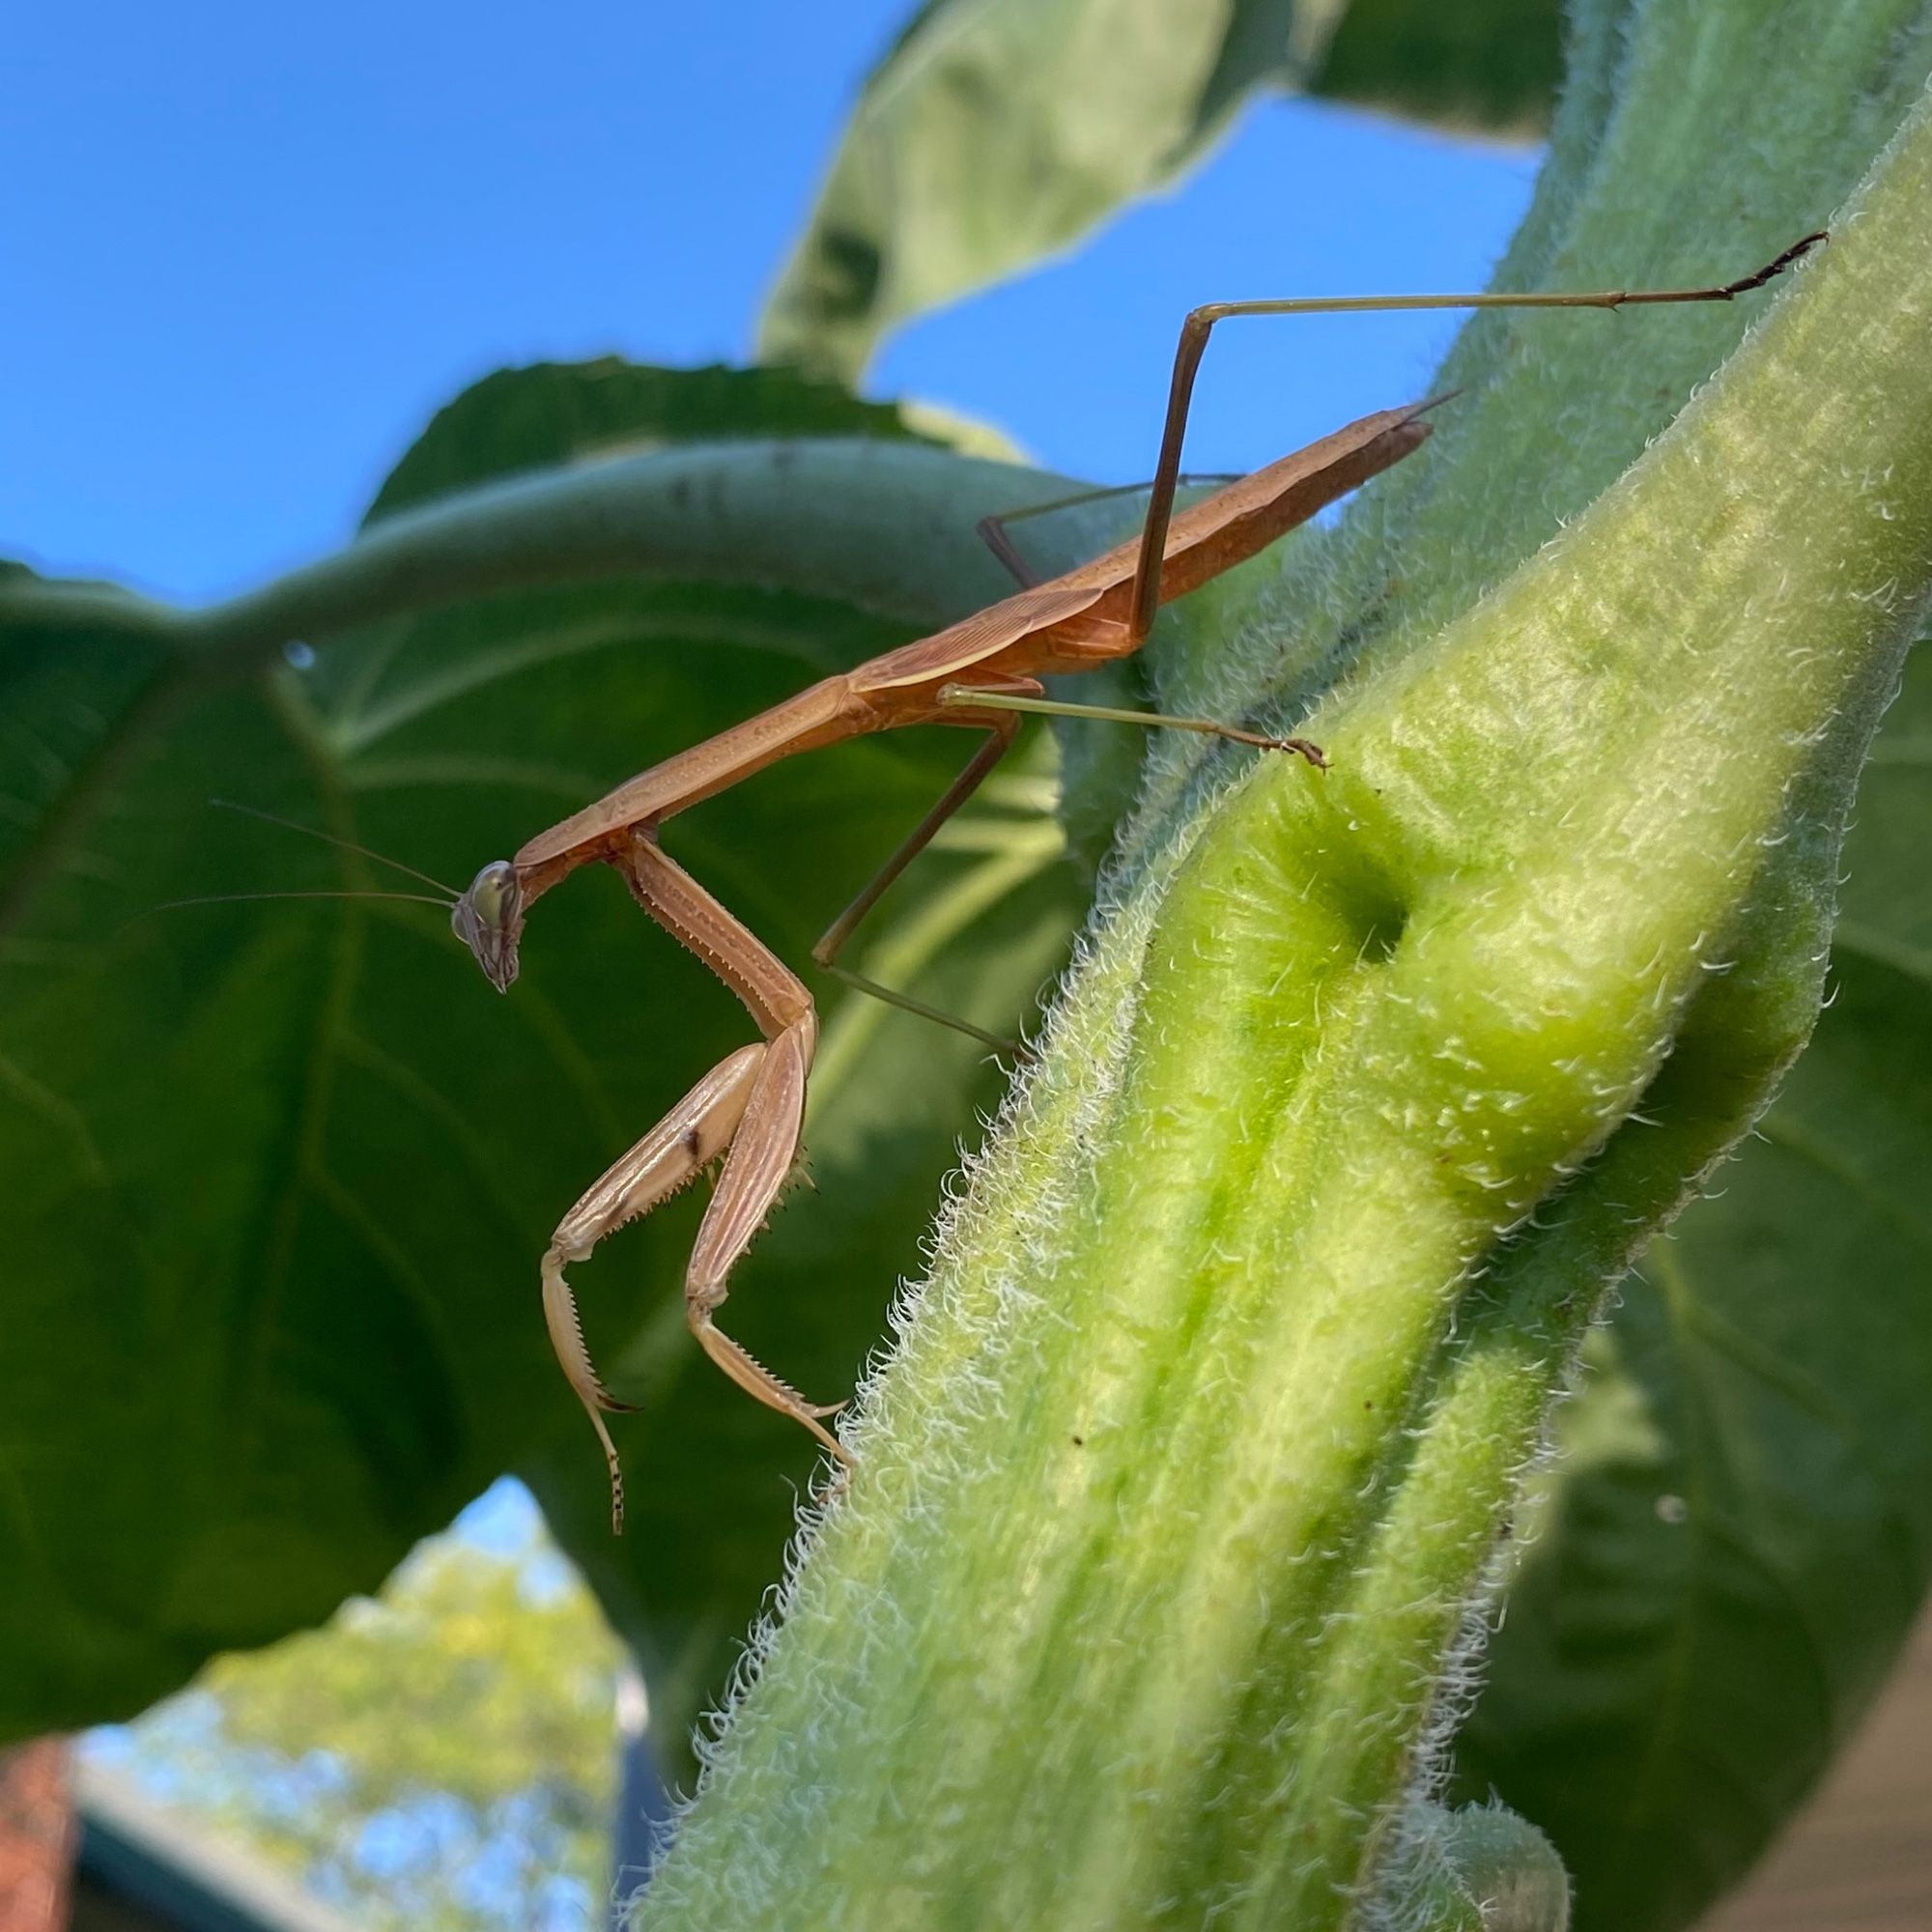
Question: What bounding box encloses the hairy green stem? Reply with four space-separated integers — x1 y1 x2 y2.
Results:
629 81 1932 1932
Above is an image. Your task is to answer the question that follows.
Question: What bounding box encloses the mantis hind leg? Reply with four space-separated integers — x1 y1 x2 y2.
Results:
1119 235 1827 641
935 684 1325 768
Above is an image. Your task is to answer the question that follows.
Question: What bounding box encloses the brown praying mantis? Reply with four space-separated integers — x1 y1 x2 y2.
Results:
440 234 1823 1531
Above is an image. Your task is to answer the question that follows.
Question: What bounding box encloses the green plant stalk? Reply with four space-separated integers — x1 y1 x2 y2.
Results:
627 92 1932 1932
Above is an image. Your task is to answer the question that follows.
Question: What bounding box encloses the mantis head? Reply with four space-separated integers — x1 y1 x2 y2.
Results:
452 860 524 992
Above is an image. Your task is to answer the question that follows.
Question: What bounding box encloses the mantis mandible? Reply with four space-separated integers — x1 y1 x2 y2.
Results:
447 235 1824 1530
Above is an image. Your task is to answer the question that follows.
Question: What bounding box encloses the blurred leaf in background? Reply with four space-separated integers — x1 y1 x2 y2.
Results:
757 0 1560 382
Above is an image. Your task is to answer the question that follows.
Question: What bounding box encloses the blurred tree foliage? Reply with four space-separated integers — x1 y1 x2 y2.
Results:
97 1514 621 1932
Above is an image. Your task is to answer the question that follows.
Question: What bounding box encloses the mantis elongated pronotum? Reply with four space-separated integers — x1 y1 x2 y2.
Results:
446 235 1823 1530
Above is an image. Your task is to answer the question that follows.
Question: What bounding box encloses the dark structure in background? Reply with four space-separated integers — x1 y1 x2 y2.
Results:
70 1762 353 1932
22 1690 664 1932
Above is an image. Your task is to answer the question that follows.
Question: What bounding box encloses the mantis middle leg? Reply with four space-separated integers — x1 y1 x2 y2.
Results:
811 710 1028 1050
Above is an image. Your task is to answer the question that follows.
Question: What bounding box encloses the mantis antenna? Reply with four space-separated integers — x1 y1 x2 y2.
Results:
209 797 461 897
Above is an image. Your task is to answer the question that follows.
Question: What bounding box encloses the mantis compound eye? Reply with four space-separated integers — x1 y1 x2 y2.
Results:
452 860 523 992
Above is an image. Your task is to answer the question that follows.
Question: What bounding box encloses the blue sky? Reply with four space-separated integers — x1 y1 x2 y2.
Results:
5 4 1538 604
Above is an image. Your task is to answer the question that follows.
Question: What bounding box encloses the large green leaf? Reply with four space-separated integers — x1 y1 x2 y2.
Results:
6 11 1930 1926
0 364 1091 1748
363 360 920 517
756 0 1562 382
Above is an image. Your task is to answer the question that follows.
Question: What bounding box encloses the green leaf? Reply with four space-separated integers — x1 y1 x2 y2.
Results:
6 15 1931 1932
756 0 1310 381
756 0 1567 384
1311 0 1561 133
0 363 1094 1749
364 360 922 520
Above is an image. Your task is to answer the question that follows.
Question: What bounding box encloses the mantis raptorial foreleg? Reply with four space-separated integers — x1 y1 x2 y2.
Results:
542 831 847 1530
542 1043 764 1532
683 1024 845 1435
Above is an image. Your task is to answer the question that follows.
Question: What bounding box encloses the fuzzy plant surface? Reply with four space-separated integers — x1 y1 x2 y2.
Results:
626 27 1932 1932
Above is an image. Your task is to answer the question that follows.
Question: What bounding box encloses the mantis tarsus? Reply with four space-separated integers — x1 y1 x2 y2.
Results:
443 234 1824 1531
